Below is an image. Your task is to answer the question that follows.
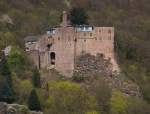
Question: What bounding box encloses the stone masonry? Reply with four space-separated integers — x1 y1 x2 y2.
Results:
25 11 119 77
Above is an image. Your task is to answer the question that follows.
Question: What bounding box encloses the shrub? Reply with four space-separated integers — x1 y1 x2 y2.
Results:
27 89 41 111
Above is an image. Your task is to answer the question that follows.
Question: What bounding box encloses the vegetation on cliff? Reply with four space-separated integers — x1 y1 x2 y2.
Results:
0 0 150 114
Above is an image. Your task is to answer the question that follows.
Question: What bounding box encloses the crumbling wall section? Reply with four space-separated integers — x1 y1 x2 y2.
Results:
74 54 141 97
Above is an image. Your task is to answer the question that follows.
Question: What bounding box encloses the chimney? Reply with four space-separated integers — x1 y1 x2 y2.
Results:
62 11 68 27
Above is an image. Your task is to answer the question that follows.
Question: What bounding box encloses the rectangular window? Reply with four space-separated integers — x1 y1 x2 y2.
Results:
90 33 92 37
49 52 55 65
108 30 111 34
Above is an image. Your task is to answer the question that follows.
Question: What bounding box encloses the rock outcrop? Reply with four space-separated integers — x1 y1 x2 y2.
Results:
0 14 14 24
0 102 43 114
74 53 141 97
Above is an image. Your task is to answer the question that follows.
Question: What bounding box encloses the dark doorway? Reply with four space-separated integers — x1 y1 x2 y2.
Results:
50 52 55 65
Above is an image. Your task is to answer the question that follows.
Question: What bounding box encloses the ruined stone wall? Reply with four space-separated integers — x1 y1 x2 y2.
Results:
74 54 141 97
39 27 76 77
53 27 75 77
27 26 119 76
76 27 114 56
27 51 40 69
76 27 119 71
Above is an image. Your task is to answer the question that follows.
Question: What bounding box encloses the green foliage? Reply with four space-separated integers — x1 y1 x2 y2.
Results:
17 79 33 104
7 46 32 79
0 0 150 113
123 64 150 102
89 77 112 113
0 76 15 103
85 111 99 114
28 89 41 111
126 97 150 114
0 31 16 50
70 7 88 25
0 57 12 86
110 91 127 114
0 56 15 103
46 81 97 114
32 68 41 88
8 46 25 71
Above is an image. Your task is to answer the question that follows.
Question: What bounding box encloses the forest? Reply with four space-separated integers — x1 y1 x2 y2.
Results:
0 0 150 114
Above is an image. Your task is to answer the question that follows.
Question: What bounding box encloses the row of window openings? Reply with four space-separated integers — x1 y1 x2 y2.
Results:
57 37 111 41
48 30 111 40
83 30 111 36
57 33 112 40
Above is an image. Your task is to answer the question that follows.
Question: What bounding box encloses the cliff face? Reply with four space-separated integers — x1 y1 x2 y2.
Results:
0 102 43 114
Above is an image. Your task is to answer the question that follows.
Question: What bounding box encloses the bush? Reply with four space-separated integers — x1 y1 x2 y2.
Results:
0 77 15 103
32 68 41 88
110 91 127 114
28 89 41 111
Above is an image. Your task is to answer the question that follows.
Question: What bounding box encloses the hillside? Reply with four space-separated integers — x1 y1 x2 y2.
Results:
0 0 150 114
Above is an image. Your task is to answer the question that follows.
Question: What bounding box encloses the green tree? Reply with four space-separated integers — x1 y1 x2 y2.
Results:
0 56 15 103
89 77 111 113
32 68 41 88
46 81 97 114
28 89 41 111
70 7 88 25
0 56 12 87
14 79 33 104
7 46 28 78
110 91 127 114
0 77 15 103
7 46 25 71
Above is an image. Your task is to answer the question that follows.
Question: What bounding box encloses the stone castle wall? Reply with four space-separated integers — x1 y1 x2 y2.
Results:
76 27 114 58
49 27 75 76
25 12 119 77
26 26 119 77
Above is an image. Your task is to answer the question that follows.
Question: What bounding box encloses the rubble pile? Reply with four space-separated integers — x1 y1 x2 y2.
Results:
74 53 141 97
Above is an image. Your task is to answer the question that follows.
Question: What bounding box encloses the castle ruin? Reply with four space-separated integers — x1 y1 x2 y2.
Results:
25 11 119 77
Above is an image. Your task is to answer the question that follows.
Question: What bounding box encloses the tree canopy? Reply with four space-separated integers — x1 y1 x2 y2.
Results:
69 7 88 25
